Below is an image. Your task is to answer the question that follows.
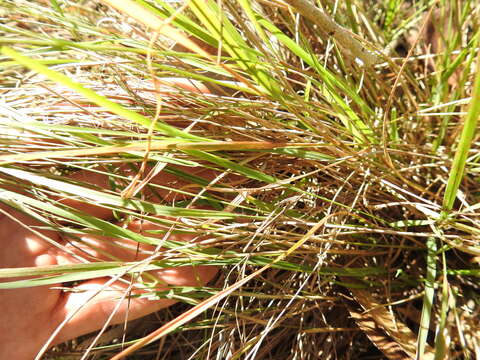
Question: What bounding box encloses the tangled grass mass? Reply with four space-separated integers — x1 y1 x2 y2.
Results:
0 0 479 358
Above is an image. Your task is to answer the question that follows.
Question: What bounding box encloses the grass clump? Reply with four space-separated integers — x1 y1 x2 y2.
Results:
0 0 479 358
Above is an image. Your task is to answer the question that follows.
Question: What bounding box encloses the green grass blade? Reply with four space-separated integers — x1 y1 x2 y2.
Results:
416 236 437 359
434 251 449 360
442 51 480 213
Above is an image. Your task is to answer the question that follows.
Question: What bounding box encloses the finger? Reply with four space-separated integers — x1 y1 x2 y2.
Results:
52 263 217 345
56 217 205 264
51 217 219 345
0 205 61 267
0 163 225 265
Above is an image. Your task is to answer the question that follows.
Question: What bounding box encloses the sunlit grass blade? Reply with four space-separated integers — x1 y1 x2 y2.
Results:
0 260 385 289
0 263 162 289
254 15 375 142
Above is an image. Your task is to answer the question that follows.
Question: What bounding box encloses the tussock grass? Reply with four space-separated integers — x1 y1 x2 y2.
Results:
1 0 479 358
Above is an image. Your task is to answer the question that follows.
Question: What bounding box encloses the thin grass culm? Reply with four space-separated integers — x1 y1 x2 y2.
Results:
0 0 479 359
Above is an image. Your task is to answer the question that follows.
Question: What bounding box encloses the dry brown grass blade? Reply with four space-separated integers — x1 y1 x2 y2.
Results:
347 302 412 360
348 287 435 360
381 4 437 195
121 30 165 200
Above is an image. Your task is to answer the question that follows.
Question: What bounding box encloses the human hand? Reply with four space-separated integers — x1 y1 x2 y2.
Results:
0 164 220 359
0 78 221 359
